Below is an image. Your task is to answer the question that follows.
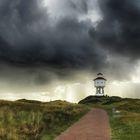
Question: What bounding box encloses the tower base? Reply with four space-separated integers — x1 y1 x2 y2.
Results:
95 87 104 96
96 93 104 96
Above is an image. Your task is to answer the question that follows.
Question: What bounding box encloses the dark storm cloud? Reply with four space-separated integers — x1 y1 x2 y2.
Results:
93 0 140 60
68 0 88 14
0 0 140 100
0 0 107 73
1 0 140 84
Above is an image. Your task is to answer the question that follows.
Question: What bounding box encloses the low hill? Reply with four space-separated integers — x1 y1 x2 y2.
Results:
79 96 123 105
17 99 42 104
79 95 140 112
79 95 140 140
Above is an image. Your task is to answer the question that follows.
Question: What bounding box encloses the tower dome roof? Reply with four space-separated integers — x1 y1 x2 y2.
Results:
97 73 103 76
93 73 107 81
93 77 107 81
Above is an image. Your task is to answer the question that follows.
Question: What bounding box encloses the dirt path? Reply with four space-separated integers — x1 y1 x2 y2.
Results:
55 108 111 140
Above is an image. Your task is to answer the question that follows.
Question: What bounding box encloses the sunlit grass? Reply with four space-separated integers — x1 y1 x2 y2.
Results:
0 100 89 140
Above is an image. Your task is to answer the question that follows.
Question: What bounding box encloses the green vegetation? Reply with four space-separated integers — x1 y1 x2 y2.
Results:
0 96 140 140
79 96 140 140
0 99 89 140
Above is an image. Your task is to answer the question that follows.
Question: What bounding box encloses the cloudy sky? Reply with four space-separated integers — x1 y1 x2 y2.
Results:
0 0 140 102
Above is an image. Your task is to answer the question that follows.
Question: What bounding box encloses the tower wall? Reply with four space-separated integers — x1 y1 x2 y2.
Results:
94 79 105 87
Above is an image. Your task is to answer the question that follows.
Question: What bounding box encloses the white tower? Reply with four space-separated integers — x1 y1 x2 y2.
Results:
93 73 107 96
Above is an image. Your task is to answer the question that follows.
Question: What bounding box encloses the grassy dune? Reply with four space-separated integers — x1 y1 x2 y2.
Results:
0 100 89 140
79 96 140 140
110 99 140 140
0 96 139 140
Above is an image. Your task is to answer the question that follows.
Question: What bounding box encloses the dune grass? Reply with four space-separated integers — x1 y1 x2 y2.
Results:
110 112 140 140
0 100 89 140
110 99 140 140
79 96 140 140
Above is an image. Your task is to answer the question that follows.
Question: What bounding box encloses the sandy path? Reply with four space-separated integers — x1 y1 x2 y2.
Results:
55 108 111 140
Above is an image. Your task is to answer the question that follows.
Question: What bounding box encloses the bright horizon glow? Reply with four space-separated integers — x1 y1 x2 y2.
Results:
0 66 140 103
0 77 140 103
